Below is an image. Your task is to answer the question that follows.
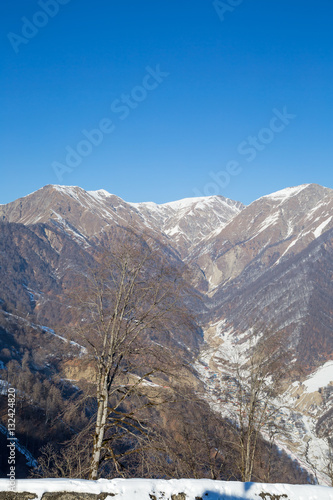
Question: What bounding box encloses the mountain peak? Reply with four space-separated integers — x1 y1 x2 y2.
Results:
50 185 113 200
258 183 332 204
261 184 310 201
87 188 112 199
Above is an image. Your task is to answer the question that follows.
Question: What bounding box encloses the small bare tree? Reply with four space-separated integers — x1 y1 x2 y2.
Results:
30 432 92 479
225 334 288 482
70 229 192 479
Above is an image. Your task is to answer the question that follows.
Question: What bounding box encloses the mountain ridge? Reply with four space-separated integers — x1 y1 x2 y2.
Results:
1 181 332 368
0 184 245 258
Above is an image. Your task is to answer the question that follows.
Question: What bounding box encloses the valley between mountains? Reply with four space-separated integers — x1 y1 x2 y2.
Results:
0 183 332 483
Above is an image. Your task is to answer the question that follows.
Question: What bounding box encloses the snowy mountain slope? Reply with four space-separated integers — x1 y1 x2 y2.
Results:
188 183 333 289
0 185 244 258
205 226 333 367
195 232 333 483
196 317 333 485
130 195 244 257
186 184 333 369
0 185 145 241
0 182 331 370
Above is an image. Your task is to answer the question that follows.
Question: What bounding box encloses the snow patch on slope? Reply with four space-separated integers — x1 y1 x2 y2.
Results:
52 185 84 201
87 189 112 200
313 217 333 238
303 361 333 393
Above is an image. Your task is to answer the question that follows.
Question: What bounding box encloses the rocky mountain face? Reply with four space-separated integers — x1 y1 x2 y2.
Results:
188 184 333 286
0 182 332 480
0 185 244 257
193 184 333 369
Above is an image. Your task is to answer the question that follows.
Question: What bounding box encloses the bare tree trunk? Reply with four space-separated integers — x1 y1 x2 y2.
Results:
69 230 192 479
89 376 109 479
228 334 288 482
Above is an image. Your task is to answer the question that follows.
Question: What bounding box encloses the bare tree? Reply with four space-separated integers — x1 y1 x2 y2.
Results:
70 229 192 479
30 431 92 479
224 334 288 482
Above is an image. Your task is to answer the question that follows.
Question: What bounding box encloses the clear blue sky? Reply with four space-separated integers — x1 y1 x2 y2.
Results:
1 0 332 205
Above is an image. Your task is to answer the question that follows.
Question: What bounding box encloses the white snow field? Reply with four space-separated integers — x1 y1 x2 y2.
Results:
0 478 333 500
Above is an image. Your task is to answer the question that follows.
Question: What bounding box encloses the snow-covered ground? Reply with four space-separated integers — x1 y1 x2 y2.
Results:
0 478 332 500
302 361 333 393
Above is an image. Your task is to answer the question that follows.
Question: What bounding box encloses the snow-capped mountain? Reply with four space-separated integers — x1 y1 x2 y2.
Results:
188 184 333 368
129 195 244 257
0 182 332 481
0 184 244 258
